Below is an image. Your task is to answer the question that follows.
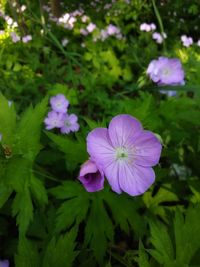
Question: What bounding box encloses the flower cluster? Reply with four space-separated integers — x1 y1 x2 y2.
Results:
140 23 156 32
152 32 167 44
147 57 185 86
44 94 79 134
79 114 162 196
139 22 166 44
181 35 193 47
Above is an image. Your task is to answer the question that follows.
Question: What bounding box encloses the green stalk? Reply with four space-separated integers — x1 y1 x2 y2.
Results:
151 0 166 52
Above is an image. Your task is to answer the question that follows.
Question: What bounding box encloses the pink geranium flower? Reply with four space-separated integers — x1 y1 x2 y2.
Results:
87 114 162 196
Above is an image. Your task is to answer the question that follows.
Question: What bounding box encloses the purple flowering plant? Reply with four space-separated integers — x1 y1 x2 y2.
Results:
2 1 200 267
79 114 162 196
44 94 79 134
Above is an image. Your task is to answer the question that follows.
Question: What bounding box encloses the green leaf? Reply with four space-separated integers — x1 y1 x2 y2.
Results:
15 237 40 267
84 194 114 264
137 241 151 267
104 191 145 236
46 132 88 169
50 181 89 233
0 93 16 144
12 186 33 235
30 175 48 206
174 205 200 265
0 182 12 208
149 220 174 264
14 97 48 160
42 228 78 267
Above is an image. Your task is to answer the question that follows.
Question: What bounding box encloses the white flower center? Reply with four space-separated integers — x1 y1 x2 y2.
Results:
162 67 171 76
115 147 128 161
56 101 62 107
64 119 71 127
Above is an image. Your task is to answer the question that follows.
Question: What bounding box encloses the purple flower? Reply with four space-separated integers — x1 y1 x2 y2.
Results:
44 111 64 130
79 159 104 192
152 32 166 44
147 57 185 85
10 32 20 43
181 35 193 47
87 114 162 196
50 94 69 113
60 114 79 134
0 260 9 267
22 35 32 43
106 24 120 35
86 23 96 33
197 40 200 47
150 23 156 31
62 38 69 46
140 23 151 32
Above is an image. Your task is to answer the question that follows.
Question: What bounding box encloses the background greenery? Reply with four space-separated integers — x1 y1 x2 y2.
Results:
0 0 200 266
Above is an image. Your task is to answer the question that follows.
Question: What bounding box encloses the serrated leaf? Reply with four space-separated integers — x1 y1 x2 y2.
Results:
46 132 87 169
12 186 33 235
5 157 31 192
137 240 151 267
30 175 48 205
15 237 40 267
42 228 78 267
174 205 200 265
0 182 12 208
50 181 89 232
84 194 114 264
0 93 16 144
149 220 174 264
104 191 145 236
14 97 48 160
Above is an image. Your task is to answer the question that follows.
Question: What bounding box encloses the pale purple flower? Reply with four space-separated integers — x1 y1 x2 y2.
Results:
106 24 120 35
152 32 166 44
62 38 69 46
147 57 185 85
68 17 76 29
60 114 79 134
22 35 32 43
87 114 162 196
181 35 193 47
100 29 109 41
79 159 104 192
44 111 64 130
10 32 20 43
86 23 96 33
140 23 151 32
50 94 69 113
150 23 156 31
81 15 89 23
0 260 9 267
197 40 200 47
80 28 88 36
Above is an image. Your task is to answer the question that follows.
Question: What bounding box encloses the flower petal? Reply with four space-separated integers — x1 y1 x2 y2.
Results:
108 114 143 148
118 163 155 196
104 161 122 194
133 131 162 167
87 128 115 167
79 160 104 192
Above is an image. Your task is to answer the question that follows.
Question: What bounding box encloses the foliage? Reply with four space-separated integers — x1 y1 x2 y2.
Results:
0 0 200 266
